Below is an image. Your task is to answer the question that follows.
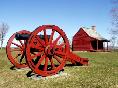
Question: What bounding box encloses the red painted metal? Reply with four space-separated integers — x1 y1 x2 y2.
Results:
6 30 30 68
6 25 89 77
67 52 88 65
26 25 70 76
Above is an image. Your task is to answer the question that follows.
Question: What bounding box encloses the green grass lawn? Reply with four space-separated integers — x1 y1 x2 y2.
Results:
0 49 118 88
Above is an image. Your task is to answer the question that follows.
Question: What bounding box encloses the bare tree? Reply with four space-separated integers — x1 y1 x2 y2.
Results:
0 23 9 49
110 0 118 49
110 36 117 50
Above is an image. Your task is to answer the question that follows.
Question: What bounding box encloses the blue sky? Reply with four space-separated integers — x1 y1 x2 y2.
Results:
0 0 112 46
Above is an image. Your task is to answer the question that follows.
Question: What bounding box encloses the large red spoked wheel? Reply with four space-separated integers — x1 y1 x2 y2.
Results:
26 25 70 76
6 30 30 68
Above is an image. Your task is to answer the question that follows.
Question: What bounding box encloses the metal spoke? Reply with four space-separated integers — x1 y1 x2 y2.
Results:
24 40 27 44
15 54 20 58
58 43 65 47
30 52 42 60
12 42 22 48
19 52 25 63
54 51 65 56
44 57 49 71
10 48 21 52
55 43 65 52
49 58 55 69
49 30 55 44
36 36 45 46
53 35 61 46
13 53 21 62
35 54 46 69
44 29 48 45
53 55 62 64
19 40 24 47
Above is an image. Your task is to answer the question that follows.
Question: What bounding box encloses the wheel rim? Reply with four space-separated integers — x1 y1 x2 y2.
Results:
26 25 69 76
6 30 30 68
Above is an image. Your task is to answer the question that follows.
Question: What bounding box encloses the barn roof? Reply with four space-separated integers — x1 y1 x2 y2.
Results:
82 27 109 42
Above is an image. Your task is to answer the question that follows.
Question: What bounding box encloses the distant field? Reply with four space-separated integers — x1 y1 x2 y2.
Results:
0 49 118 88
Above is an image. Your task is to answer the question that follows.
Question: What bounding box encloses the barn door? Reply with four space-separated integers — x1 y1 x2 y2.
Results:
91 40 97 50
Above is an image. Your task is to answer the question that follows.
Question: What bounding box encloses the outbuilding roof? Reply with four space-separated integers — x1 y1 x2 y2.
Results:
82 27 109 42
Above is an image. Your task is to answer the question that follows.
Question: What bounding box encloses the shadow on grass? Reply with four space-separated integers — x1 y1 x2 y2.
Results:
9 63 83 78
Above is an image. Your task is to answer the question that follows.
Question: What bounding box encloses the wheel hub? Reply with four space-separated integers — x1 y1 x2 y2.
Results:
45 45 55 56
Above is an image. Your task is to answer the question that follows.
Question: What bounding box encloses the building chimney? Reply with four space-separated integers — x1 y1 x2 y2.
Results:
92 26 96 31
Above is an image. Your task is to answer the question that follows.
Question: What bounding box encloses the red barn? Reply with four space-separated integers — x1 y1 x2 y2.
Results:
72 26 110 51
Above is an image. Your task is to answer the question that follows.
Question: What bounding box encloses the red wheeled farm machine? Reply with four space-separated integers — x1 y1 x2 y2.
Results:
6 25 88 77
